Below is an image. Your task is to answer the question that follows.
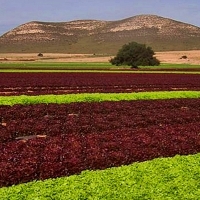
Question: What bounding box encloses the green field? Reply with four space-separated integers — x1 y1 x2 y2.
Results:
140 63 200 70
0 62 200 70
0 62 200 74
0 62 115 70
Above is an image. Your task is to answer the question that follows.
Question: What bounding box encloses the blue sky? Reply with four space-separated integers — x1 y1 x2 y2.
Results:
0 0 200 35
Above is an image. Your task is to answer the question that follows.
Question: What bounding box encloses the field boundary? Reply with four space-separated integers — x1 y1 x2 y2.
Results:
0 69 200 74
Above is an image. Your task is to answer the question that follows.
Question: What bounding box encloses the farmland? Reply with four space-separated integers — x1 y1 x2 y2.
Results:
0 62 200 198
0 98 200 188
0 72 200 96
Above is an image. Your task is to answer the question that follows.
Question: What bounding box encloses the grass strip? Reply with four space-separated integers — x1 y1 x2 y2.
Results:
0 62 199 68
140 63 200 70
0 62 115 71
1 69 200 74
1 91 200 106
0 62 113 67
0 62 199 73
0 153 199 199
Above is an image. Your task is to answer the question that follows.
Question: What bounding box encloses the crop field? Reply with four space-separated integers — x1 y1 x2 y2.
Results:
0 62 200 72
0 98 200 188
0 72 200 96
0 64 200 199
0 62 115 71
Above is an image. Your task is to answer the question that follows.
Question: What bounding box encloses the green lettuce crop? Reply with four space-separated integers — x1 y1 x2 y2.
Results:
0 91 200 106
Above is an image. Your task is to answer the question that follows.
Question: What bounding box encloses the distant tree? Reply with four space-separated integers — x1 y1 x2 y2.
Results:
110 42 160 68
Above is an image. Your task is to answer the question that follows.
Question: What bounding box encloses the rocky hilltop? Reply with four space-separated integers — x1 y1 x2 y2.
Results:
0 15 200 53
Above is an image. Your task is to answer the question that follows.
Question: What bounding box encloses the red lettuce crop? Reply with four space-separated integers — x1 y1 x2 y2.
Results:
0 99 200 187
0 72 200 95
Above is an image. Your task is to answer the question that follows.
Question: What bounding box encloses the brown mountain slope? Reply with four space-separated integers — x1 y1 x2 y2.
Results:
0 15 200 54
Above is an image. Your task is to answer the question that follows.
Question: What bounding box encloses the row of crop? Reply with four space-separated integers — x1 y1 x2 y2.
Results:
1 84 200 96
1 91 200 106
0 123 200 188
0 72 200 95
0 99 200 187
1 69 198 88
0 98 200 142
0 62 113 69
0 152 200 199
2 85 200 96
3 85 196 96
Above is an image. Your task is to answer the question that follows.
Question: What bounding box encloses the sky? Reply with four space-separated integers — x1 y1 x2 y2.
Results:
0 0 200 36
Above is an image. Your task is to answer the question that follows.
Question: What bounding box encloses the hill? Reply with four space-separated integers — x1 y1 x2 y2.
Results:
0 15 200 54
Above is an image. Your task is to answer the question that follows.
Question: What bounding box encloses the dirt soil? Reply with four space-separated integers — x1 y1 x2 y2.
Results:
155 50 200 64
0 50 200 64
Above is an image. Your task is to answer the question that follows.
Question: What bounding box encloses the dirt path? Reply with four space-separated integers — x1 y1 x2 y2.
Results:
0 50 200 64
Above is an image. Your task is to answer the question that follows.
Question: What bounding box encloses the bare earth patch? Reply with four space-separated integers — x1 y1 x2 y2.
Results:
155 50 200 64
0 50 200 64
